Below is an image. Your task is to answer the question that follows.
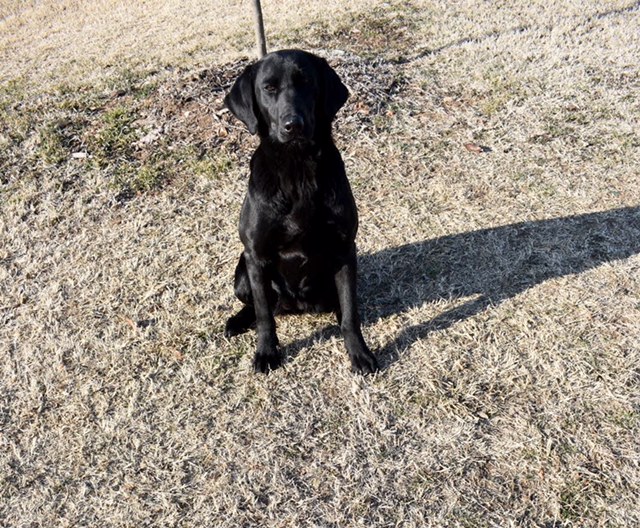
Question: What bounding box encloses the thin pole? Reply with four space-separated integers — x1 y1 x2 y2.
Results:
252 0 267 58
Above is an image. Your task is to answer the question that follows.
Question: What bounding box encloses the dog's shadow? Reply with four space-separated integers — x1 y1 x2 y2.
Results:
282 206 640 368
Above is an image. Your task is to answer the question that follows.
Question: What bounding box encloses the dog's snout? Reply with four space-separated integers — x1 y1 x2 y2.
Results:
283 115 304 135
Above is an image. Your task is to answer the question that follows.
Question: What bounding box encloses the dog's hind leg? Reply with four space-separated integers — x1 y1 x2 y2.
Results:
225 254 257 337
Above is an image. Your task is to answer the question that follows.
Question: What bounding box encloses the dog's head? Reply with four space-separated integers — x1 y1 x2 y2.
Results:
224 50 348 144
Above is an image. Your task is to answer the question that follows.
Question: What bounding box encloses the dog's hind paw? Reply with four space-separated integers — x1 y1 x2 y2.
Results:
224 306 256 338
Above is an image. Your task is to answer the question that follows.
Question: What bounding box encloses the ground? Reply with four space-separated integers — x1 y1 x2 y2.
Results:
1 1 639 526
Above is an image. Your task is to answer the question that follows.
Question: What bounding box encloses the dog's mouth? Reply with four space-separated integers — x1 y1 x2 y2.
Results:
283 134 310 144
276 130 313 146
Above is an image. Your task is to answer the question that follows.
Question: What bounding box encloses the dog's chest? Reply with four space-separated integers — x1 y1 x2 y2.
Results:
276 201 342 302
282 201 315 237
279 194 344 247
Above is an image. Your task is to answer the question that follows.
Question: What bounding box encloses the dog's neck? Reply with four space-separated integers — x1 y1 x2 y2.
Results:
261 132 328 156
256 135 334 204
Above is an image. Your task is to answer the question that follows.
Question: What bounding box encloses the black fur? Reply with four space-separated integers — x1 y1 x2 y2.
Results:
224 50 377 374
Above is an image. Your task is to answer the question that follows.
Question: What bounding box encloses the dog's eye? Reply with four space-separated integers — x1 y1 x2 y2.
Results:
264 84 277 94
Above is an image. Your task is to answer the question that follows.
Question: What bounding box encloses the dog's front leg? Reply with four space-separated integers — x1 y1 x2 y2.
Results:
245 253 281 373
335 251 378 374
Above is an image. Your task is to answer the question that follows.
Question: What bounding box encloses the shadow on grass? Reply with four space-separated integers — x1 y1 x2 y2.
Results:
358 205 640 367
281 206 640 368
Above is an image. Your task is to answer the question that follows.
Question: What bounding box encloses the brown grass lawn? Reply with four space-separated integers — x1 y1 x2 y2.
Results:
1 1 639 526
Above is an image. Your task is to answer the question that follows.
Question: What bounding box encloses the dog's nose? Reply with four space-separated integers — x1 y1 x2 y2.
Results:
283 116 304 135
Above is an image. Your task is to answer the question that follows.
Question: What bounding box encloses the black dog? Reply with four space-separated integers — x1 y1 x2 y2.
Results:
223 49 377 374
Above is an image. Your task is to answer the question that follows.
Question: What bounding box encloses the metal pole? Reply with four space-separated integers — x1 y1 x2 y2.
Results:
252 0 267 58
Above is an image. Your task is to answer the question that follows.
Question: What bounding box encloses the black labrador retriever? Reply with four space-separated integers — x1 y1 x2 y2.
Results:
223 49 378 374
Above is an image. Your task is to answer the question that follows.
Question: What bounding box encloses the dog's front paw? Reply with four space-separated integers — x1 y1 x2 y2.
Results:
349 347 379 375
344 333 379 375
253 349 282 374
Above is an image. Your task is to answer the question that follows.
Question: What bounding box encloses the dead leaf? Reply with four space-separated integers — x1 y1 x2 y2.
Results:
353 101 371 115
464 142 491 153
119 315 137 332
464 142 483 153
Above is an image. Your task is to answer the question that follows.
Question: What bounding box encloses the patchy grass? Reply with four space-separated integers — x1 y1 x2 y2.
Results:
2 1 640 527
275 2 420 60
91 106 139 162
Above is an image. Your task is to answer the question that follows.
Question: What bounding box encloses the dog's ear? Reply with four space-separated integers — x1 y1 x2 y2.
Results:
316 56 349 122
224 63 258 134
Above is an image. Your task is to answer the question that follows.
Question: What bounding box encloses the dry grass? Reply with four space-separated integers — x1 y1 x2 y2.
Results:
2 0 640 526
0 0 385 94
